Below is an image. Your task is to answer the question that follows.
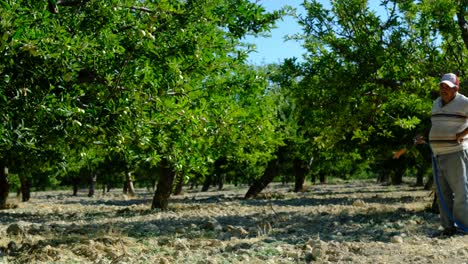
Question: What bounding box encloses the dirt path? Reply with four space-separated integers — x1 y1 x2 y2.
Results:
0 181 467 263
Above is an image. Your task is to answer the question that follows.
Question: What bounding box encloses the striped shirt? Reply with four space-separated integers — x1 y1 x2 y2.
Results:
429 93 468 155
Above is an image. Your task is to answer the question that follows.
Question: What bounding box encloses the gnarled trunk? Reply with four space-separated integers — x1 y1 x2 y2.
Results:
88 172 97 197
310 173 317 184
124 170 135 196
173 173 184 195
0 163 9 209
293 158 308 192
245 159 279 199
72 176 80 196
217 175 225 190
214 157 227 190
416 171 424 186
431 192 439 214
390 166 405 185
151 159 176 210
19 174 31 202
319 173 326 184
201 174 213 192
201 174 211 192
424 174 434 190
457 8 468 53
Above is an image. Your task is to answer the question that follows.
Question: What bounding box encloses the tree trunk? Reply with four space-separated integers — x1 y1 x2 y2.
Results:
457 8 468 53
310 173 317 184
214 157 226 190
201 174 211 192
19 174 31 202
391 173 403 185
88 172 97 197
293 158 307 192
151 159 176 210
217 173 225 190
431 192 439 214
0 163 9 209
415 168 424 186
123 181 128 194
173 173 184 195
377 171 389 184
72 177 79 196
424 174 434 190
391 165 405 185
125 170 135 196
245 159 279 199
319 173 326 184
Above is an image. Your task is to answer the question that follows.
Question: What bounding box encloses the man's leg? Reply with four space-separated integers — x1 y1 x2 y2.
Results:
448 150 468 230
434 154 455 229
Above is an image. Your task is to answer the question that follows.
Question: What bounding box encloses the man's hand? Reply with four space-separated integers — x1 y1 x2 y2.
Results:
456 130 467 144
393 148 407 159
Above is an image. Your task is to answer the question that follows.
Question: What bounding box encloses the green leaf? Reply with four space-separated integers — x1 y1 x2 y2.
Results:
0 0 10 9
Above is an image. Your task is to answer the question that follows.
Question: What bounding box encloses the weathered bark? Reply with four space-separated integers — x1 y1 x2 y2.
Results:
424 175 434 190
124 170 135 196
214 157 227 190
201 174 211 192
19 174 31 202
189 175 201 190
0 164 9 209
431 192 439 214
457 8 468 52
415 168 424 186
293 158 308 192
217 175 225 190
377 173 389 184
57 0 89 6
245 159 279 199
377 157 406 185
173 173 184 195
48 0 90 13
123 181 128 194
319 173 326 184
151 159 176 210
390 166 405 185
88 173 97 197
72 177 79 196
310 173 317 184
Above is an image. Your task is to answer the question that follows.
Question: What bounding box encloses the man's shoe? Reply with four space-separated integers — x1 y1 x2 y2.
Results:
432 227 457 238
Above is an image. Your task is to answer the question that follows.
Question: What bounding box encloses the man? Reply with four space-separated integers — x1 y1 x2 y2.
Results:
429 73 468 236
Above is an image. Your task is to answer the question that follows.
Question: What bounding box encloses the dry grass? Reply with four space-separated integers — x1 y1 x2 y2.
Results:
0 180 467 263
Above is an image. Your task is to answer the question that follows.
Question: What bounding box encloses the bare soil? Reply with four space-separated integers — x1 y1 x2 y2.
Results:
0 180 467 264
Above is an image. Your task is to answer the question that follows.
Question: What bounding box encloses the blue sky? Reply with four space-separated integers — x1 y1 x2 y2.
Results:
245 1 385 65
245 0 308 65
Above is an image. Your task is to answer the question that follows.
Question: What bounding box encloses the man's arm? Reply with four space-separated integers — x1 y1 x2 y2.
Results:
456 127 468 143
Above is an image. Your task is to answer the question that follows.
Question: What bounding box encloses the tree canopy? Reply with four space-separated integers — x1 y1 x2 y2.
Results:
2 0 468 208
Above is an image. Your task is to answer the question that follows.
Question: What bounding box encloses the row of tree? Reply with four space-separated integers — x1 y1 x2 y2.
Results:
2 0 468 210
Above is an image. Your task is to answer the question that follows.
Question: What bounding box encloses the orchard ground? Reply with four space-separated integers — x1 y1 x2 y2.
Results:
0 179 467 263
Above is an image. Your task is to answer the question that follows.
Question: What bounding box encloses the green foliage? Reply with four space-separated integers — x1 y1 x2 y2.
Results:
289 0 468 179
4 0 468 190
0 0 287 192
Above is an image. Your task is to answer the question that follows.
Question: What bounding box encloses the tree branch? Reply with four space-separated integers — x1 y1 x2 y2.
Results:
129 6 154 13
456 4 468 51
49 0 156 14
48 0 90 13
57 0 89 6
